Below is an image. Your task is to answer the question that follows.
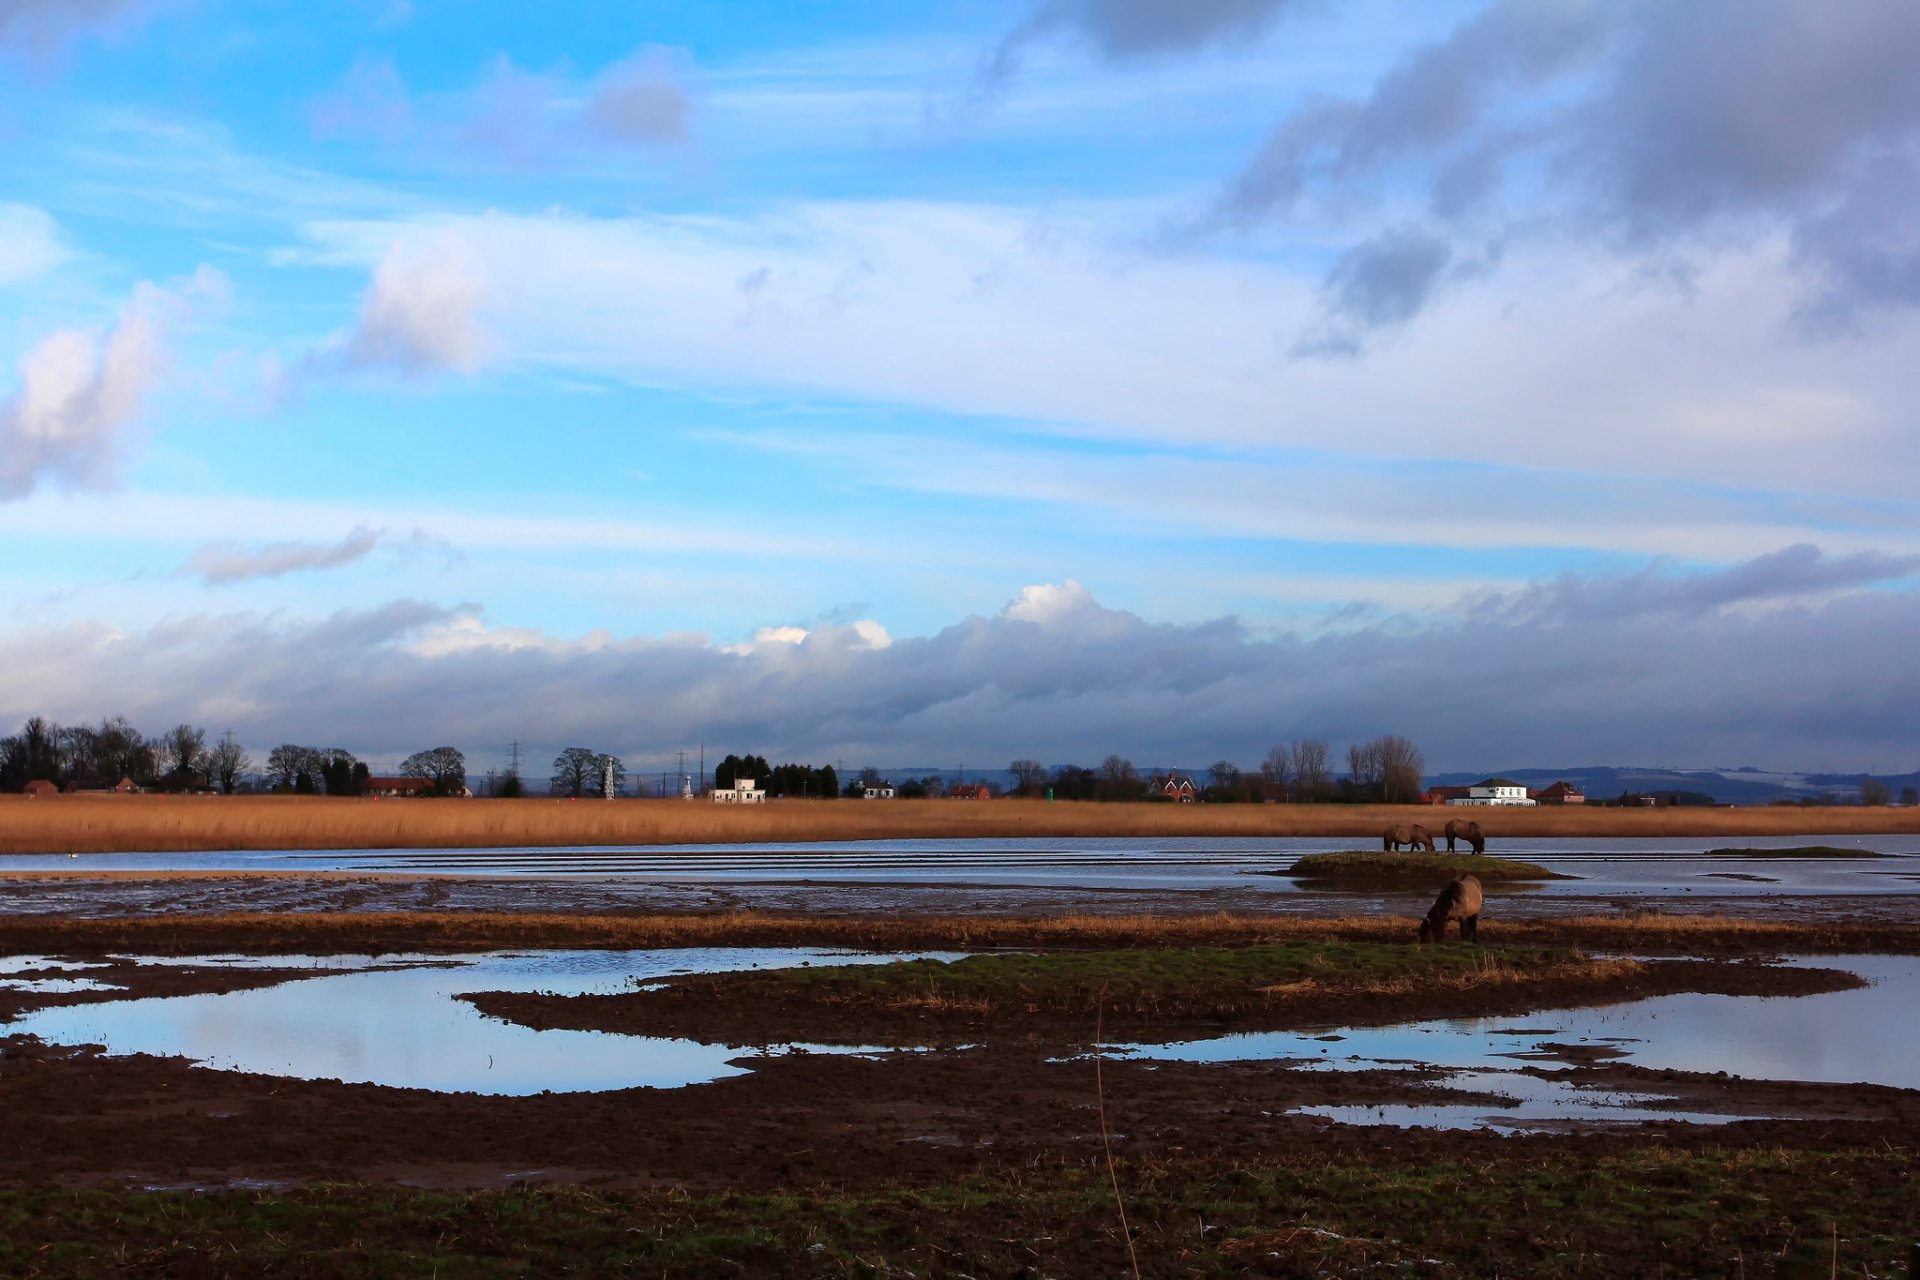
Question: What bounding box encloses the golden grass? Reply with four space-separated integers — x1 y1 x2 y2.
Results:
1 793 1913 854
2 908 1914 956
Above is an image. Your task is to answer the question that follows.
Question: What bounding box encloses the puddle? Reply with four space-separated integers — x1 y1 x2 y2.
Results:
0 955 113 974
0 977 125 994
6 948 962 1095
1293 1069 1759 1131
1089 955 1920 1130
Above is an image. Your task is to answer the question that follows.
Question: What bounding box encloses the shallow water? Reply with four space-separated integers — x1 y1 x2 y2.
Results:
1089 954 1920 1129
7 949 1917 1131
1108 955 1920 1088
8 835 1919 898
5 948 960 1095
1291 1069 1753 1132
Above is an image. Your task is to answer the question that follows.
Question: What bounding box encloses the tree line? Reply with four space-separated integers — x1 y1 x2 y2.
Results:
1005 735 1426 803
0 716 468 797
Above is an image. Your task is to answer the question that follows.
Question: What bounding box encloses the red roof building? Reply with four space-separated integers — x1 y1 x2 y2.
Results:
1532 781 1587 805
23 779 58 798
363 775 435 797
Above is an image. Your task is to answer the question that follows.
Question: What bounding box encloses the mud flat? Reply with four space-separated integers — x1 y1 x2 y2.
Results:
5 911 1920 1274
1 938 1918 1275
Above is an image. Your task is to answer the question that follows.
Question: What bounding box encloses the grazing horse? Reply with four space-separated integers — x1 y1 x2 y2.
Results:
1382 824 1436 852
1418 874 1483 944
1443 818 1486 855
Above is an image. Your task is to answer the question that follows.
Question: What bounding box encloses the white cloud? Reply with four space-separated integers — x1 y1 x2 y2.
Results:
335 237 488 375
0 266 228 501
0 204 69 284
294 205 1920 509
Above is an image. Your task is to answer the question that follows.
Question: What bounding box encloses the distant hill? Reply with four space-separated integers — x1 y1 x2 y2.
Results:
876 763 1916 804
1427 766 1920 805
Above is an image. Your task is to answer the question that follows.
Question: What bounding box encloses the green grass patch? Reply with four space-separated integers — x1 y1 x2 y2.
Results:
0 1146 1911 1278
698 939 1601 1016
1702 844 1883 858
1286 850 1564 880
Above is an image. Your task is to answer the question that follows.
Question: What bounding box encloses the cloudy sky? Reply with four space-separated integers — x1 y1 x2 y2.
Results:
2 0 1917 777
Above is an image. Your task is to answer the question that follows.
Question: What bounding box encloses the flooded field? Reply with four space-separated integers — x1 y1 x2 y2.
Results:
9 834 1920 898
6 948 957 1094
7 947 1916 1133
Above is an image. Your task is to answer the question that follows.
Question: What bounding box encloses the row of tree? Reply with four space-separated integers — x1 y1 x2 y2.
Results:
1003 736 1424 803
714 754 842 799
0 717 469 797
0 716 251 793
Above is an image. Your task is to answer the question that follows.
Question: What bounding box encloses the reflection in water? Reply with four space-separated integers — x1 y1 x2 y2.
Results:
1294 1070 1753 1132
1088 955 1920 1130
8 948 959 1096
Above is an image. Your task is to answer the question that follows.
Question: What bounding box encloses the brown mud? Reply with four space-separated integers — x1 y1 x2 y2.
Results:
4 1024 1918 1195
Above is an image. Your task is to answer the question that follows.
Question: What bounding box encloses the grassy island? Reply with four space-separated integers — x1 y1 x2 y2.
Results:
1283 851 1565 880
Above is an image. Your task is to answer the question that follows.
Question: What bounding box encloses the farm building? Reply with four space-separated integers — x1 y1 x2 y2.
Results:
711 778 767 804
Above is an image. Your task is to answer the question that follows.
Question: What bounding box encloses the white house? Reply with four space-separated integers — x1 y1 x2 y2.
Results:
1448 778 1537 807
862 782 895 799
711 777 766 804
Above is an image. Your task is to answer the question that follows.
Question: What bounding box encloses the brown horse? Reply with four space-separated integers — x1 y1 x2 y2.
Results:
1443 818 1486 855
1382 824 1435 852
1418 874 1482 943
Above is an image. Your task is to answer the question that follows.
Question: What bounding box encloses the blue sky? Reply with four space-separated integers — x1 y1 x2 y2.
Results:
4 0 1919 777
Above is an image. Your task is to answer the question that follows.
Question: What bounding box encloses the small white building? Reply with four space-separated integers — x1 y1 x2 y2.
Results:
862 782 895 800
711 777 766 804
1448 778 1537 807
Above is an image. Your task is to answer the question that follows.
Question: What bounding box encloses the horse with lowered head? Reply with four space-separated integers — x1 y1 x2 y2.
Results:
1418 874 1482 944
1443 818 1486 855
1382 824 1435 852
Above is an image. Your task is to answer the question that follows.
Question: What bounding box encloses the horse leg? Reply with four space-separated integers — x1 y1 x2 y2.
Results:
1463 914 1478 943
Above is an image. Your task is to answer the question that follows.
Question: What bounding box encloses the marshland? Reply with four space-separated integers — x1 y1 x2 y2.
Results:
4 815 1920 1276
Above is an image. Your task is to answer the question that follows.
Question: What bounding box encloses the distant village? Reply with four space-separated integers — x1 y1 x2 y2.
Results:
9 714 1911 808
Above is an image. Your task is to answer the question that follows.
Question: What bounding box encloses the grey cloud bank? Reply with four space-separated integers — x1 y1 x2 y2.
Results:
1206 0 1920 344
3 550 1913 776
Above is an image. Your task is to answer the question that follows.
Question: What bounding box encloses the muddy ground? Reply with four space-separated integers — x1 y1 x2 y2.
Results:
6 867 1920 927
4 877 1919 1274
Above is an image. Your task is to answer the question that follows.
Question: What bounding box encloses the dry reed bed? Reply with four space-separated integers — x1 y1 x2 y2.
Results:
3 794 1913 854
4 908 1915 956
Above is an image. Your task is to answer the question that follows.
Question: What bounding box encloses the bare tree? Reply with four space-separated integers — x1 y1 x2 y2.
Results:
1376 735 1425 803
1346 740 1384 793
1008 759 1048 794
1209 760 1241 791
1259 744 1291 789
1860 777 1891 806
209 732 252 794
1100 754 1137 787
1901 786 1918 808
1291 739 1330 800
